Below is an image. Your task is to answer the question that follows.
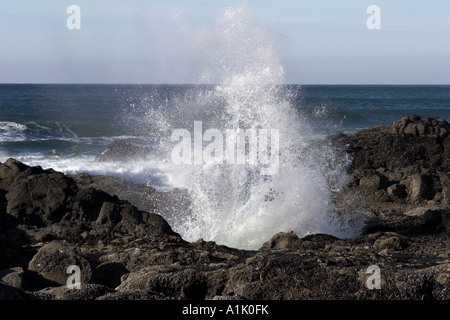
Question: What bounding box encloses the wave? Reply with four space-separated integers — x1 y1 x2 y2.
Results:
132 6 365 249
1 152 171 191
0 121 27 142
0 120 168 187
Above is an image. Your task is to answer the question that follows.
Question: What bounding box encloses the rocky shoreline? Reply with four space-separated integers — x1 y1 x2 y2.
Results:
0 115 448 300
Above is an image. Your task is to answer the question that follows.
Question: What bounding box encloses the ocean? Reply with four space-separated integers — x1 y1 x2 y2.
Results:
1 83 449 248
1 84 449 174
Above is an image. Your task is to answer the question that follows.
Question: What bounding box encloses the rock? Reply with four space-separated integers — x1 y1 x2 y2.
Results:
387 184 407 199
405 174 435 203
0 158 29 181
0 267 25 289
0 160 181 246
359 173 389 191
113 202 178 238
260 232 341 251
70 173 157 212
373 233 408 251
337 115 450 173
94 262 129 288
442 185 450 203
95 140 165 162
333 115 450 209
96 202 121 226
5 166 77 227
300 233 340 248
97 289 170 300
25 290 55 300
0 283 30 300
63 283 115 300
28 241 93 287
38 285 70 300
70 173 192 224
210 295 246 300
260 231 302 250
391 115 450 137
422 210 450 233
404 207 432 217
116 266 210 300
443 211 450 232
382 170 404 183
1 146 450 301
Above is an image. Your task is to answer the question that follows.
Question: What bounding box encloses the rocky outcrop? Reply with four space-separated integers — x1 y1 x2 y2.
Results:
27 241 93 287
338 115 450 172
390 115 450 137
69 173 191 223
332 115 450 211
1 159 178 241
0 158 182 276
0 115 449 300
0 267 25 289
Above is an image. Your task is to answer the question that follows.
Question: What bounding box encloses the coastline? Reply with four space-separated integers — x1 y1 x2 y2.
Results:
0 115 448 300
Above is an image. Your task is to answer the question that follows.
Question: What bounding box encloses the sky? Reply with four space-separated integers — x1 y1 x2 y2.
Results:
0 0 449 84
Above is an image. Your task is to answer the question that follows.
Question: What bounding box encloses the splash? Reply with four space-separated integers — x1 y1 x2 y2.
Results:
145 6 364 249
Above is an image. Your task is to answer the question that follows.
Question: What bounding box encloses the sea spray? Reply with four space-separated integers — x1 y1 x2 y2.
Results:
144 6 364 249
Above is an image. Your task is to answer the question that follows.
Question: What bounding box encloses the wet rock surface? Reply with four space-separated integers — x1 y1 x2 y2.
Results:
0 115 449 300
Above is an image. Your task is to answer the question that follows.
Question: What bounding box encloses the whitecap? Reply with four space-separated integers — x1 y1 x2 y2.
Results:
0 121 28 142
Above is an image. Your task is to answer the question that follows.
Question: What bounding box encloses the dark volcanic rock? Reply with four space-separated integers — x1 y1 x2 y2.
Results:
6 166 78 227
337 115 450 172
0 158 29 181
1 113 450 302
0 267 25 289
260 231 302 250
359 172 390 191
27 241 93 287
97 289 170 300
0 159 180 245
116 266 211 300
70 173 157 212
333 115 450 210
404 173 436 203
0 158 183 278
387 183 407 199
63 283 115 300
390 115 450 137
0 283 30 300
70 172 192 222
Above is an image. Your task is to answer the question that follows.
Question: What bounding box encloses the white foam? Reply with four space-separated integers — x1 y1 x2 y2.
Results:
141 6 365 249
0 121 27 142
5 153 170 189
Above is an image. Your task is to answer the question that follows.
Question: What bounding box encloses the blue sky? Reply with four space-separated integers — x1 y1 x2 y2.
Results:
0 0 449 84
